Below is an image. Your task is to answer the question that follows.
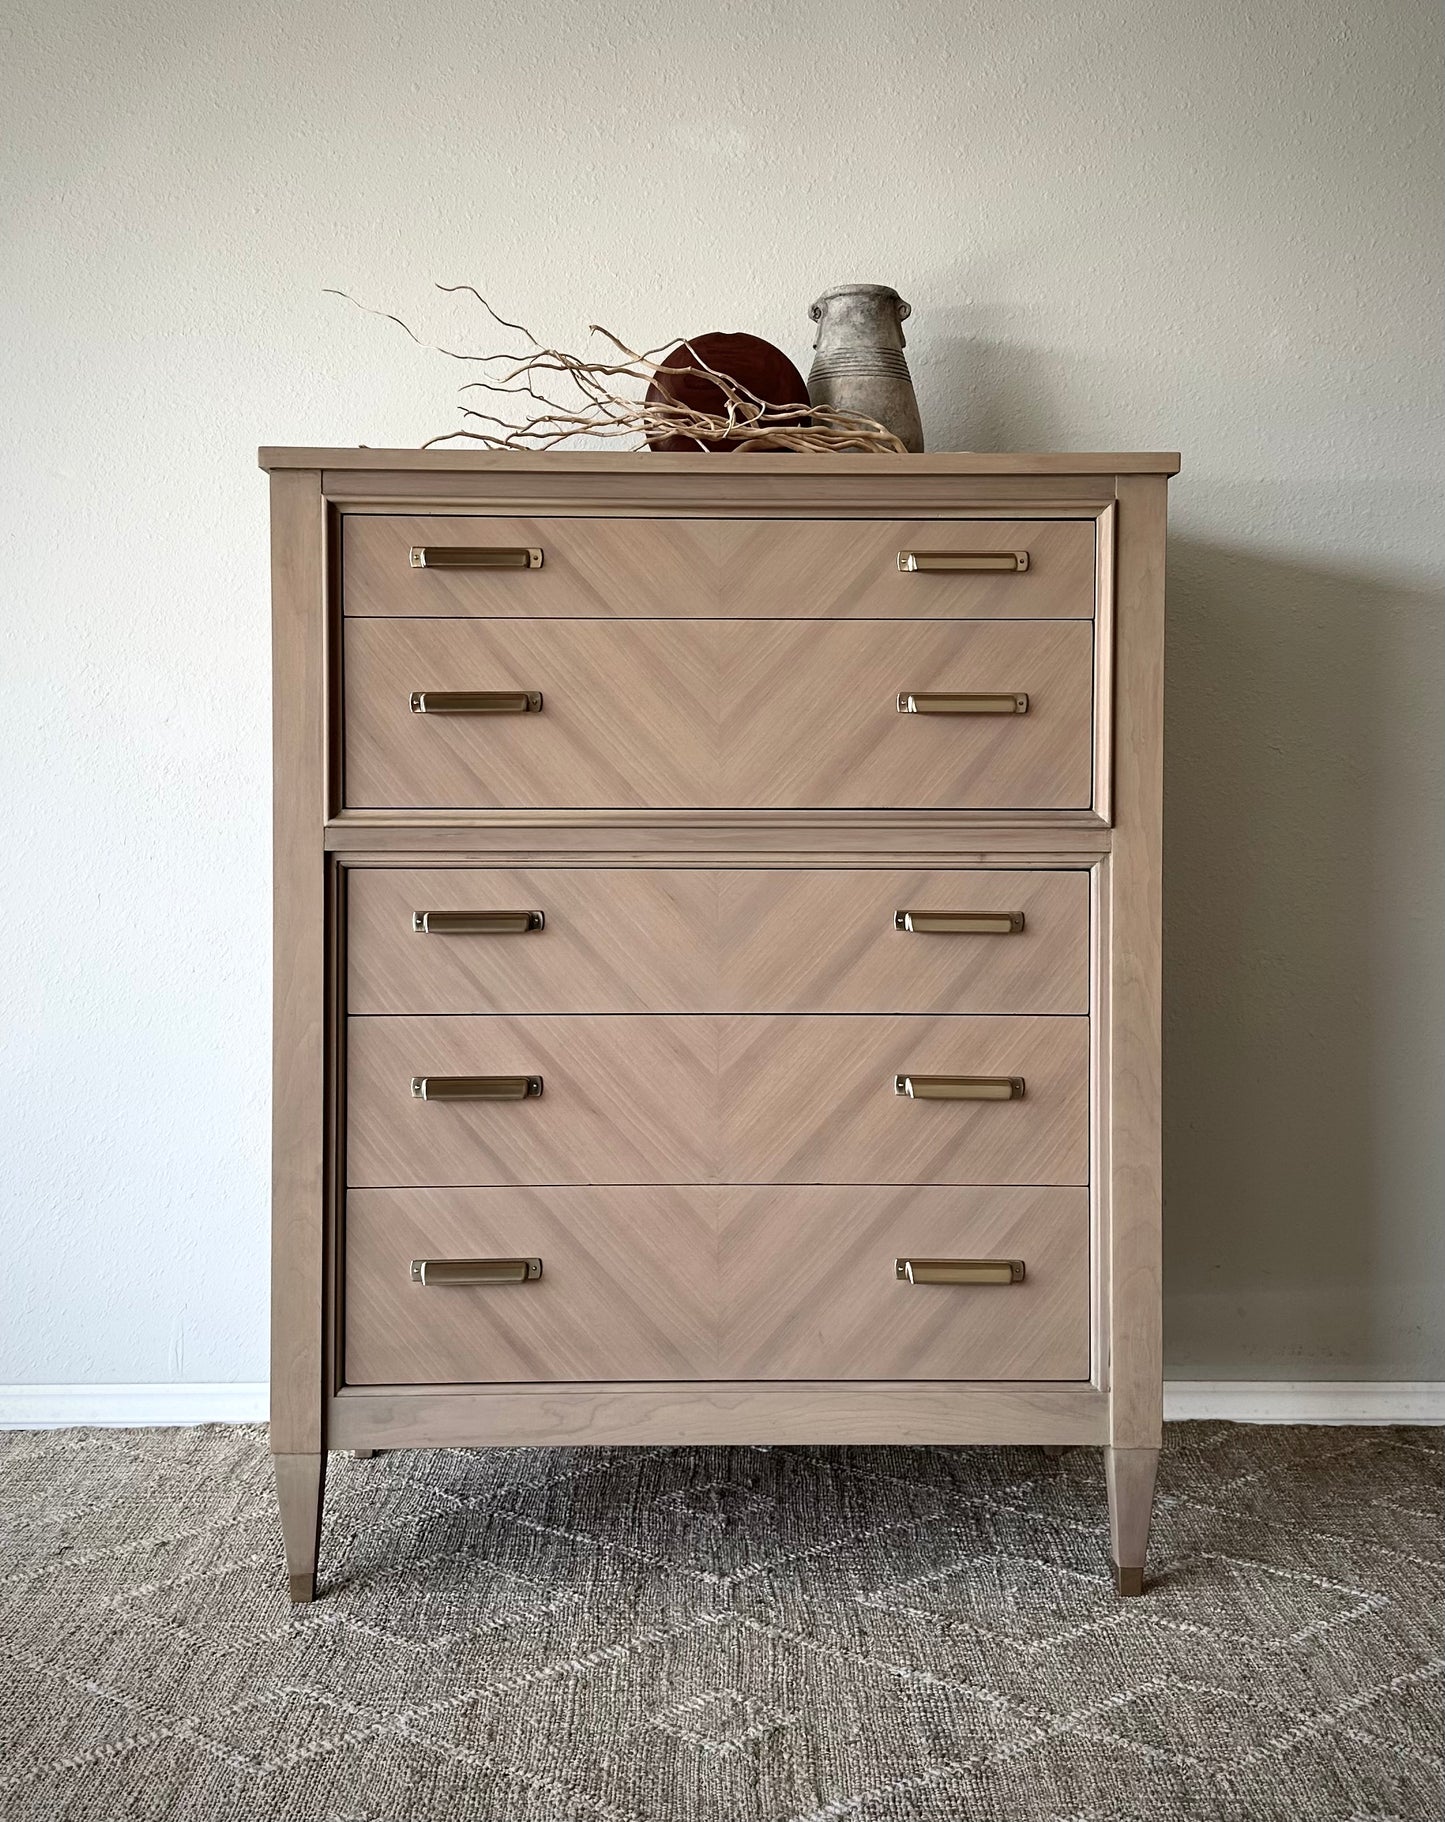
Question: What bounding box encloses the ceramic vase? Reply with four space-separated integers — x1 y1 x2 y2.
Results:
806 283 924 452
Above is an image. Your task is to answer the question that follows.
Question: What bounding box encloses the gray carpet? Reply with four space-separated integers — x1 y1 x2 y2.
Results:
0 1425 1440 1821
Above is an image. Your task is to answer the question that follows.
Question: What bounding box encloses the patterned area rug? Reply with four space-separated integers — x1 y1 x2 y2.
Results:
0 1424 1439 1821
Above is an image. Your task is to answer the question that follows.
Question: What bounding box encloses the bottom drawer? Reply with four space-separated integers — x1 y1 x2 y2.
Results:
718 1184 1088 1381
345 1185 1088 1385
345 1186 717 1385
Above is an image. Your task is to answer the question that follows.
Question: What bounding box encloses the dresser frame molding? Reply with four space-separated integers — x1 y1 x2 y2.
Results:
264 450 1174 1602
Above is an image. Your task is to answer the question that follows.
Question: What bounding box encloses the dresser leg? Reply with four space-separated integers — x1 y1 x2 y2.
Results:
275 1452 326 1603
1104 1446 1158 1596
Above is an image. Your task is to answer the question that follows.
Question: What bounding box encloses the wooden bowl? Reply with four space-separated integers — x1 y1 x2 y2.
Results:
644 332 809 453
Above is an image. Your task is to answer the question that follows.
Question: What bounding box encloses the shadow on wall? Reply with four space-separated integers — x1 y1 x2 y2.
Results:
1162 535 1442 1378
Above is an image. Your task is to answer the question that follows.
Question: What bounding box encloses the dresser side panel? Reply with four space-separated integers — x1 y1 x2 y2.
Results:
271 469 329 1455
1106 474 1167 1445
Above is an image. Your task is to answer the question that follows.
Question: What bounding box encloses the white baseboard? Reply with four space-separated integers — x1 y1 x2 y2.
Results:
0 1383 269 1428
1162 1381 1445 1425
0 1380 1441 1430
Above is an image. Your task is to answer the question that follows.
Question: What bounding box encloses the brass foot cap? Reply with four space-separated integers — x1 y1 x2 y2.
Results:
1113 1562 1145 1597
288 1572 317 1605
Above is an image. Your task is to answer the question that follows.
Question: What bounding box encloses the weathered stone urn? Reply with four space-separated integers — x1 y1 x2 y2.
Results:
806 283 924 452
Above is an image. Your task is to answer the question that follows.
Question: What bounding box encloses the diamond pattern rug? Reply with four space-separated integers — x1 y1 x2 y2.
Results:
0 1423 1439 1820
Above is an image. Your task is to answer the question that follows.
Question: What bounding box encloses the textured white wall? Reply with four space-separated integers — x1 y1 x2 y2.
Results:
2 0 1440 1385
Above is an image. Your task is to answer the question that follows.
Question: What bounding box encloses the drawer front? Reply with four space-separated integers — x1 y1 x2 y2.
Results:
719 520 1094 620
350 866 717 1015
347 1014 1087 1187
347 1014 718 1187
720 1014 1088 1186
347 866 1090 1015
342 515 1095 620
721 869 1087 1014
345 1186 717 1384
717 1185 1089 1380
343 618 1093 810
344 517 718 620
343 1184 1088 1385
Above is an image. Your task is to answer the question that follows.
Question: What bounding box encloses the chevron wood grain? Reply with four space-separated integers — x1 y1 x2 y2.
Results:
346 865 1089 1015
716 1184 1089 1379
341 514 1095 620
348 1012 1086 1186
342 516 721 618
715 518 1095 618
716 868 1088 1014
720 1014 1089 1185
347 866 722 1013
343 617 719 810
343 618 1094 810
344 1186 718 1383
346 1013 720 1187
720 620 1093 810
344 1182 1088 1385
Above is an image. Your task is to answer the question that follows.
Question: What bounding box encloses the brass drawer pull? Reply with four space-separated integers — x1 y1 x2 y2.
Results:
410 690 542 715
894 1073 1025 1101
409 546 543 570
412 910 545 935
410 1074 543 1101
898 691 1028 715
895 910 1025 935
410 1257 543 1285
896 1257 1025 1285
899 550 1029 573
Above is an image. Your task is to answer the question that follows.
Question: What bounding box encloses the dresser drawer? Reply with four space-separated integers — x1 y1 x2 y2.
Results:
347 866 1090 1015
719 520 1094 620
717 1185 1089 1380
343 1184 1088 1385
347 1013 716 1188
346 1014 1088 1187
342 515 1095 620
342 618 1094 810
719 1014 1088 1186
344 1186 717 1385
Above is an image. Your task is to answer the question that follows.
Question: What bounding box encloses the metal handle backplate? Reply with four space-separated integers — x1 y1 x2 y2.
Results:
894 1074 1025 1101
898 692 1029 715
410 690 542 715
409 546 543 570
412 910 545 935
898 550 1029 573
896 1257 1026 1285
410 1257 543 1285
895 910 1025 935
410 1075 543 1101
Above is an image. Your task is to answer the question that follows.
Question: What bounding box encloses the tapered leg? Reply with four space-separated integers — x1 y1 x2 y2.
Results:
274 1452 326 1603
348 1449 377 1460
1104 1445 1158 1596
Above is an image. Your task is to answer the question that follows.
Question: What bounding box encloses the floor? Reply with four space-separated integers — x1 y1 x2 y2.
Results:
0 1423 1439 1821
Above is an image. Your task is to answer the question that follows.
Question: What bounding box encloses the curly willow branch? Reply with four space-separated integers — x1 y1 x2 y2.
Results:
328 286 908 454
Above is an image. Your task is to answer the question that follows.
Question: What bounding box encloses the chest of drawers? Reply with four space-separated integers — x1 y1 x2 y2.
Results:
262 448 1177 1603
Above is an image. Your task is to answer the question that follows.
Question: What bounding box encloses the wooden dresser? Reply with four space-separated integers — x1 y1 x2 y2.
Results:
261 448 1177 1602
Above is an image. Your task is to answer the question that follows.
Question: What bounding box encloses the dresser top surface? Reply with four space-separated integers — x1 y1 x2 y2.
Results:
258 448 1181 476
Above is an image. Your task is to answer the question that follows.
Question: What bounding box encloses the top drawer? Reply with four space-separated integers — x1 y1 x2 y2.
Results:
341 516 1096 620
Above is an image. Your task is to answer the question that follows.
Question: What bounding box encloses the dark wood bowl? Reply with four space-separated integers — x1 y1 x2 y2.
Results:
644 332 809 453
